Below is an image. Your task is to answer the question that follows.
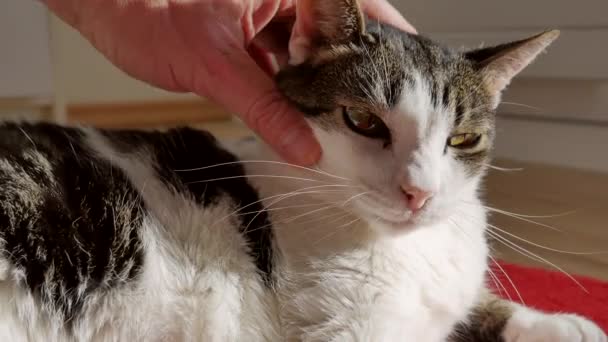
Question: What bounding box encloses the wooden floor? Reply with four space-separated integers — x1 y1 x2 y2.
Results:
485 160 608 281
197 120 608 282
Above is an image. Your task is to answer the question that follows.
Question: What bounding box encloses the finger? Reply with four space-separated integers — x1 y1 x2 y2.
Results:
247 42 279 76
251 21 293 70
361 0 417 33
168 1 320 165
195 44 321 166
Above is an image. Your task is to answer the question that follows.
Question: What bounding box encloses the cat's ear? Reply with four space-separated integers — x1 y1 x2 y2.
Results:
289 0 366 65
466 30 560 107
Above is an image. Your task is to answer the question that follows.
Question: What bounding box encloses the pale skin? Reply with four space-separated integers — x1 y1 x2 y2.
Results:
42 0 416 166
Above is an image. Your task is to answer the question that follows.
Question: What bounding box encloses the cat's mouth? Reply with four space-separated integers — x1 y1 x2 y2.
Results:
353 194 427 230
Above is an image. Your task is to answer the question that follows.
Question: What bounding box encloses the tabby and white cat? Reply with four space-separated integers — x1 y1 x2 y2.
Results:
0 1 605 341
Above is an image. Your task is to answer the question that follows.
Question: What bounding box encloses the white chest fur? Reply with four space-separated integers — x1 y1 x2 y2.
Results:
238 151 490 341
271 208 488 341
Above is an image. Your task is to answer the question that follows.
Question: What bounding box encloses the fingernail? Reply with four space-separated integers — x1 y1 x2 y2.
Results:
279 126 322 166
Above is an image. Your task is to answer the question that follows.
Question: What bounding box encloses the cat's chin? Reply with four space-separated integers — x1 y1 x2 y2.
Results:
365 210 443 235
368 215 424 235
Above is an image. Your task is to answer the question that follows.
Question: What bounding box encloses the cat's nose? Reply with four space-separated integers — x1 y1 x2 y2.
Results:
400 185 432 212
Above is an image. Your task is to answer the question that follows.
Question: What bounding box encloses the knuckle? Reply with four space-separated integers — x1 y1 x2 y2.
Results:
244 91 290 135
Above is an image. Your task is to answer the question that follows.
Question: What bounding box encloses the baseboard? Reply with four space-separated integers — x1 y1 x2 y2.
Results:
67 99 232 128
0 96 55 121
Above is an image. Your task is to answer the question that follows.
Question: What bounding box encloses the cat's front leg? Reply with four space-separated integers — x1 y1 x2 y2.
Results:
451 291 607 342
502 308 606 342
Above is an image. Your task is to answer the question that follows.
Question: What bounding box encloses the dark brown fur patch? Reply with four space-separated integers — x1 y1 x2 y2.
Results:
449 292 514 342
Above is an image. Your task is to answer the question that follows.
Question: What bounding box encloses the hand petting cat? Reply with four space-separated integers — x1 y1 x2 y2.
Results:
42 0 416 166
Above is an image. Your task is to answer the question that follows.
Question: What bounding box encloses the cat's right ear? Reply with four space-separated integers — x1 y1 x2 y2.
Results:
289 0 366 65
465 30 560 108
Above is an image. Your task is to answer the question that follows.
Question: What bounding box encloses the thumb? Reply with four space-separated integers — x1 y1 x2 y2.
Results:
195 43 321 166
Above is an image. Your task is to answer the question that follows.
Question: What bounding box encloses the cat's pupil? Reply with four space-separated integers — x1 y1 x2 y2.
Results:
343 107 391 142
354 114 375 130
346 109 379 131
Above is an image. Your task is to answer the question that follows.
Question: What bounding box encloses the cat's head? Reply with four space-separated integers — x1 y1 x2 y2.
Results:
276 0 558 232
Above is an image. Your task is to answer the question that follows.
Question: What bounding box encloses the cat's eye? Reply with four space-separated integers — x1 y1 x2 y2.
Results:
447 133 482 149
343 107 391 142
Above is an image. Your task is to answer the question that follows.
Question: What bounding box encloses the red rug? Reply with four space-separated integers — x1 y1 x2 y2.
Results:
491 262 608 332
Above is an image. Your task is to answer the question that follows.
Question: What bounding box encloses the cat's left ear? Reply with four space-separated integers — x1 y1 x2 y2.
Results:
289 0 366 65
466 30 560 108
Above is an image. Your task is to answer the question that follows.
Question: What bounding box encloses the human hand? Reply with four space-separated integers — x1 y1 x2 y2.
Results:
44 0 416 165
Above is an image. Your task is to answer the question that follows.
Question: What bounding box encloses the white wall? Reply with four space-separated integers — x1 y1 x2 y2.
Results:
392 0 608 31
494 80 608 172
0 0 53 100
500 80 608 124
49 15 196 105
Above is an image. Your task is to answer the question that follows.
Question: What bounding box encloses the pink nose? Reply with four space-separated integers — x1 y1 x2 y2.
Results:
401 185 432 212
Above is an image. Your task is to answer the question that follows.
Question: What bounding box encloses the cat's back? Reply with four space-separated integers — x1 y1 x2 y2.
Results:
0 122 278 341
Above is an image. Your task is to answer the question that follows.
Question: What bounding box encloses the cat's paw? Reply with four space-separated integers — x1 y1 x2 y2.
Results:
503 309 607 342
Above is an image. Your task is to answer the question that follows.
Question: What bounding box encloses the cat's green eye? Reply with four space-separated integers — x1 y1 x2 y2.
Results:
448 133 482 149
342 107 391 142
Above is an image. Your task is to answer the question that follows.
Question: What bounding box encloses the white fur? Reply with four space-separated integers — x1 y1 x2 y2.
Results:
503 305 607 342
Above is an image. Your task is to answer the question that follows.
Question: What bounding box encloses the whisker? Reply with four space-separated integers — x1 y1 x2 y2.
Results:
485 205 576 219
455 209 589 293
480 163 524 172
488 223 607 255
478 205 564 232
211 184 357 227
235 202 340 216
300 211 354 236
324 211 355 224
341 191 370 206
313 217 361 245
245 208 349 236
186 174 330 185
500 101 543 111
487 230 588 293
299 210 353 230
18 127 37 148
487 267 510 300
489 255 524 304
174 159 350 181
241 188 351 234
283 204 343 224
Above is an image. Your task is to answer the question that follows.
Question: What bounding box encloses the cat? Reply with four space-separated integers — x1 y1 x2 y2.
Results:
0 0 606 341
